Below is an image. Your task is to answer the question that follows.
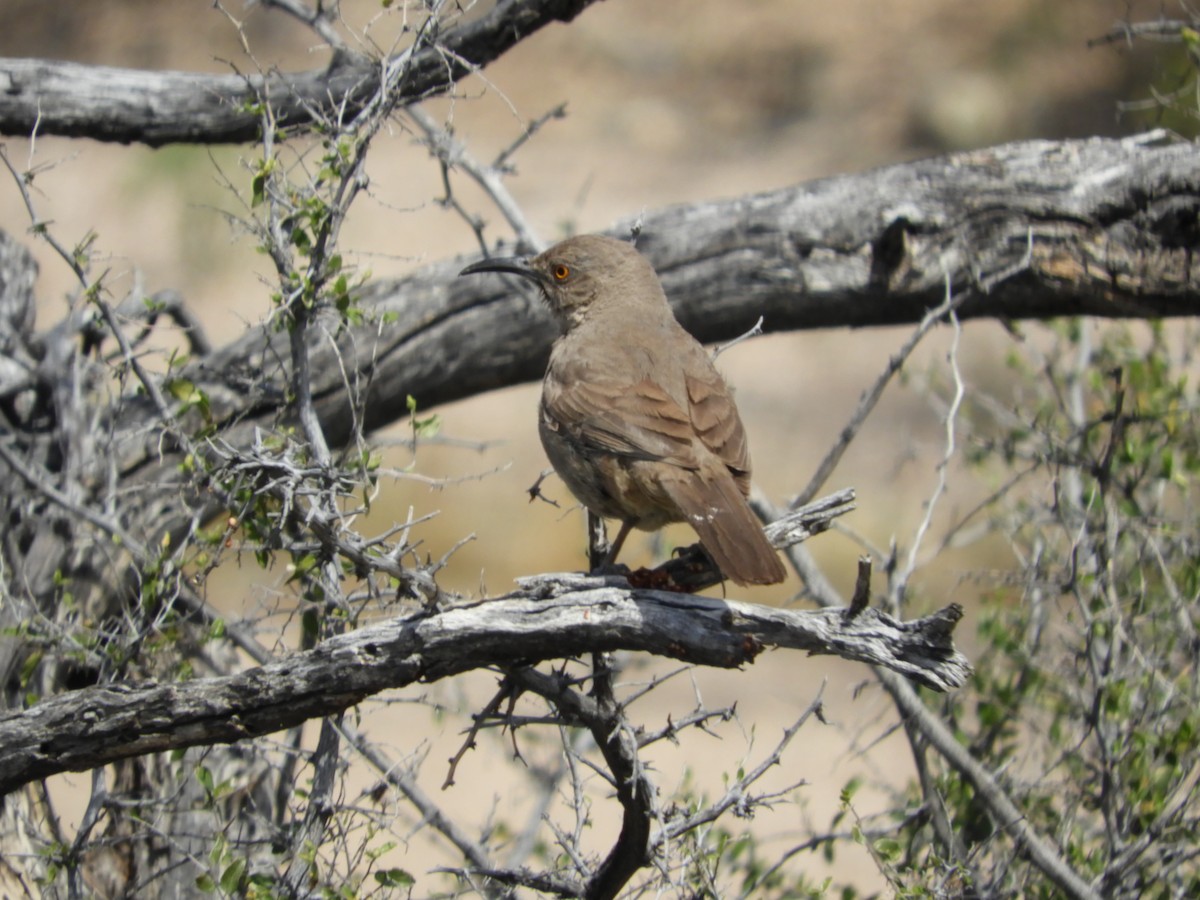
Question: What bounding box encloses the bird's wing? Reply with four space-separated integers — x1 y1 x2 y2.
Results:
542 370 701 469
685 368 752 490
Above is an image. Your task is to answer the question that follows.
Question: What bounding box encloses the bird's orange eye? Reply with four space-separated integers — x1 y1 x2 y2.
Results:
552 264 570 281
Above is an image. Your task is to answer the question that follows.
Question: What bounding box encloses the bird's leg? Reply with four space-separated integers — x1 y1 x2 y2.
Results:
588 515 633 579
604 520 635 567
586 511 608 572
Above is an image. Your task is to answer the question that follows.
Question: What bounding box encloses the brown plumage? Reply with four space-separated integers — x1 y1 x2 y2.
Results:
459 234 786 586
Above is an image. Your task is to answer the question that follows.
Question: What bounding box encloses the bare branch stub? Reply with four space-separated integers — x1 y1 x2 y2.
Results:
845 555 872 622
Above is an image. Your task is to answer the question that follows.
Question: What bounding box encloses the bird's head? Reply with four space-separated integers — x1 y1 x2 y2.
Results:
459 234 659 331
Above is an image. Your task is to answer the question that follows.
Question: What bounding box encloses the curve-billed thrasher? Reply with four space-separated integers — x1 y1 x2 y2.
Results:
460 234 786 586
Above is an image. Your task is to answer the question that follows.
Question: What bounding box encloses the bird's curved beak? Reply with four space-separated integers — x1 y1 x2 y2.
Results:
458 255 548 286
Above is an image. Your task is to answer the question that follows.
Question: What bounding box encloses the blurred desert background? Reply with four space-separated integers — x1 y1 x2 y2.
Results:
0 0 1177 893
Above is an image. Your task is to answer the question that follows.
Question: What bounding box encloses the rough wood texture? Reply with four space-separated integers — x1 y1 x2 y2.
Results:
0 0 601 145
0 576 968 798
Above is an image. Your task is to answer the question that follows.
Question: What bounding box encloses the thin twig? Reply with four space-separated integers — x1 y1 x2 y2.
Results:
656 683 825 842
793 285 963 507
891 295 964 608
711 316 763 360
408 104 544 252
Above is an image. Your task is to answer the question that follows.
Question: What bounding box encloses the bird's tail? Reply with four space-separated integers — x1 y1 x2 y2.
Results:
662 470 786 586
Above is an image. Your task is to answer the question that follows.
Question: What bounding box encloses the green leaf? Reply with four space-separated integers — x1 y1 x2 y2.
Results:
209 833 226 865
374 868 415 887
366 841 397 861
220 858 246 894
290 227 312 253
196 765 214 796
251 172 267 207
302 608 319 643
839 776 861 807
290 553 319 580
873 837 902 862
414 413 440 438
166 378 197 402
18 650 43 688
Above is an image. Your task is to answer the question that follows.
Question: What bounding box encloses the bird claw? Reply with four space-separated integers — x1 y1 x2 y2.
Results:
588 560 632 580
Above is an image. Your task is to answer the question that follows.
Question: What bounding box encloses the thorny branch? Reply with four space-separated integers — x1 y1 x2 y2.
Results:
473 671 826 898
890 290 965 609
229 3 492 882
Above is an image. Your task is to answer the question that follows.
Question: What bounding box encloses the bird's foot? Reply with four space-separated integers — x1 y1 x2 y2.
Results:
587 561 632 580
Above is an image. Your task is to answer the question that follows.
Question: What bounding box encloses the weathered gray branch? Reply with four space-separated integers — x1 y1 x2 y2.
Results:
0 0 602 146
169 131 1200 468
0 578 968 798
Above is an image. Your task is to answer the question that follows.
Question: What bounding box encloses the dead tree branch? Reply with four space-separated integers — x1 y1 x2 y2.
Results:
165 131 1200 466
0 579 968 799
0 0 602 146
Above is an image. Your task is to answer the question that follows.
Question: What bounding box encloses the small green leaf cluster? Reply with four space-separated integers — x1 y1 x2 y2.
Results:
250 134 372 329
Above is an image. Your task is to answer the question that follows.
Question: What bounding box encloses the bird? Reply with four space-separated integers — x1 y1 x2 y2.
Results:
459 234 786 586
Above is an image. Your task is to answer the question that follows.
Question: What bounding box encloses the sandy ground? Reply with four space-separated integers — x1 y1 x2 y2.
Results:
0 0 1170 892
